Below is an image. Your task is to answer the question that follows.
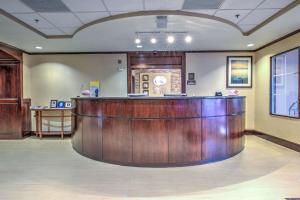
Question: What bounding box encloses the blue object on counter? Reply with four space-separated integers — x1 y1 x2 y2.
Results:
57 101 65 108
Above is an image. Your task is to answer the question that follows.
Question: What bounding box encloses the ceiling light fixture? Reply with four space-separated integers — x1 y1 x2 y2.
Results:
135 38 141 44
185 35 192 43
167 35 175 44
150 38 157 44
247 43 254 47
136 45 143 48
35 46 43 50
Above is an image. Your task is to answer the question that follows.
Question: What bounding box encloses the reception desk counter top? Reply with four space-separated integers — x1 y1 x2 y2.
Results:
72 95 245 100
72 96 245 167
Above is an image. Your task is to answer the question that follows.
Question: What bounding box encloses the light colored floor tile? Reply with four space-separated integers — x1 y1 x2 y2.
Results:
0 136 299 200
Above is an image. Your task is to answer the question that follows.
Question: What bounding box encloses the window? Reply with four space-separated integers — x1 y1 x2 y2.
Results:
270 47 300 118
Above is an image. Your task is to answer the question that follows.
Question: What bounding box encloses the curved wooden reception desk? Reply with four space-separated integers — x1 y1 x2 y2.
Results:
72 96 245 167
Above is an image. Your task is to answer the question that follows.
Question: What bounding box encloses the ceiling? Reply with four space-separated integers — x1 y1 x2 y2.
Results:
0 0 299 52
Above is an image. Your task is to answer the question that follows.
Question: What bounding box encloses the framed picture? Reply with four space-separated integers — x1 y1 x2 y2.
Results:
188 73 195 80
142 75 149 81
65 101 72 108
50 100 58 108
226 56 252 88
57 101 65 108
142 82 149 89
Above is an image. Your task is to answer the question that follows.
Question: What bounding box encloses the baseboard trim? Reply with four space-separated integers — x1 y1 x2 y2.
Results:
245 129 300 153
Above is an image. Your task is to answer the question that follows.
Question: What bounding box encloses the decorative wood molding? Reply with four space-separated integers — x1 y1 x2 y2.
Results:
245 129 300 153
0 42 23 61
127 51 186 94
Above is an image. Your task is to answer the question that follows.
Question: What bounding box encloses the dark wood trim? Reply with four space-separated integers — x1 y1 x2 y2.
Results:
245 129 300 153
269 47 300 118
226 56 253 88
127 52 186 94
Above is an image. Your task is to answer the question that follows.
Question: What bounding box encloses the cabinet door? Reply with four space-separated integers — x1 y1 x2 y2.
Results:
0 103 21 138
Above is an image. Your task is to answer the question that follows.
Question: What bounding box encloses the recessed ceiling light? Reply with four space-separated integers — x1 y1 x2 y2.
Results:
35 46 43 49
185 35 192 43
135 38 141 44
150 38 157 44
136 45 143 48
247 43 254 47
167 35 175 44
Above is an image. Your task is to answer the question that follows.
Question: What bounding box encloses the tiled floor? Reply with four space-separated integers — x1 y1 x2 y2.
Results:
0 136 299 200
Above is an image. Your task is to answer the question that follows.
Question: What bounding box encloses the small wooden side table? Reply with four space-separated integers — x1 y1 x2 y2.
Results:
31 108 73 139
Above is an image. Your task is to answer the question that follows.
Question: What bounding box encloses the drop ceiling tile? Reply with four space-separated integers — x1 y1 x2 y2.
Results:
220 0 264 9
239 24 257 32
38 28 65 35
59 27 77 34
144 0 184 10
183 9 216 15
11 13 55 29
0 0 34 13
75 12 110 24
258 0 294 9
239 9 280 25
61 0 107 12
39 12 83 27
103 0 144 12
215 9 251 23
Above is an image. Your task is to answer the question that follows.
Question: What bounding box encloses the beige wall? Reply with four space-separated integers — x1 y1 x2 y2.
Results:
23 53 127 105
254 32 300 144
186 53 255 129
23 53 127 131
24 52 255 130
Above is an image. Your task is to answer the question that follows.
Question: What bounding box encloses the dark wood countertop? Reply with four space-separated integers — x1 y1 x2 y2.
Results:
72 96 245 100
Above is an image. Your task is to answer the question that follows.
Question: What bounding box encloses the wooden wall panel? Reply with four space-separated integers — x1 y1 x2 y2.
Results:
168 119 202 164
0 103 22 139
0 64 19 98
82 117 102 160
202 98 226 117
102 119 132 164
0 47 29 139
201 116 227 160
72 97 245 167
227 98 245 115
72 115 83 153
22 98 31 136
227 115 243 155
132 119 169 165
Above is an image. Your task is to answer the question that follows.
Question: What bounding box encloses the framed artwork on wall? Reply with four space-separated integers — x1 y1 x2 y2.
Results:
226 56 252 88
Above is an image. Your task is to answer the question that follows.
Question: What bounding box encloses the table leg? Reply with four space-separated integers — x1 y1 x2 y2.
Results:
61 110 64 139
39 110 42 139
35 111 39 137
